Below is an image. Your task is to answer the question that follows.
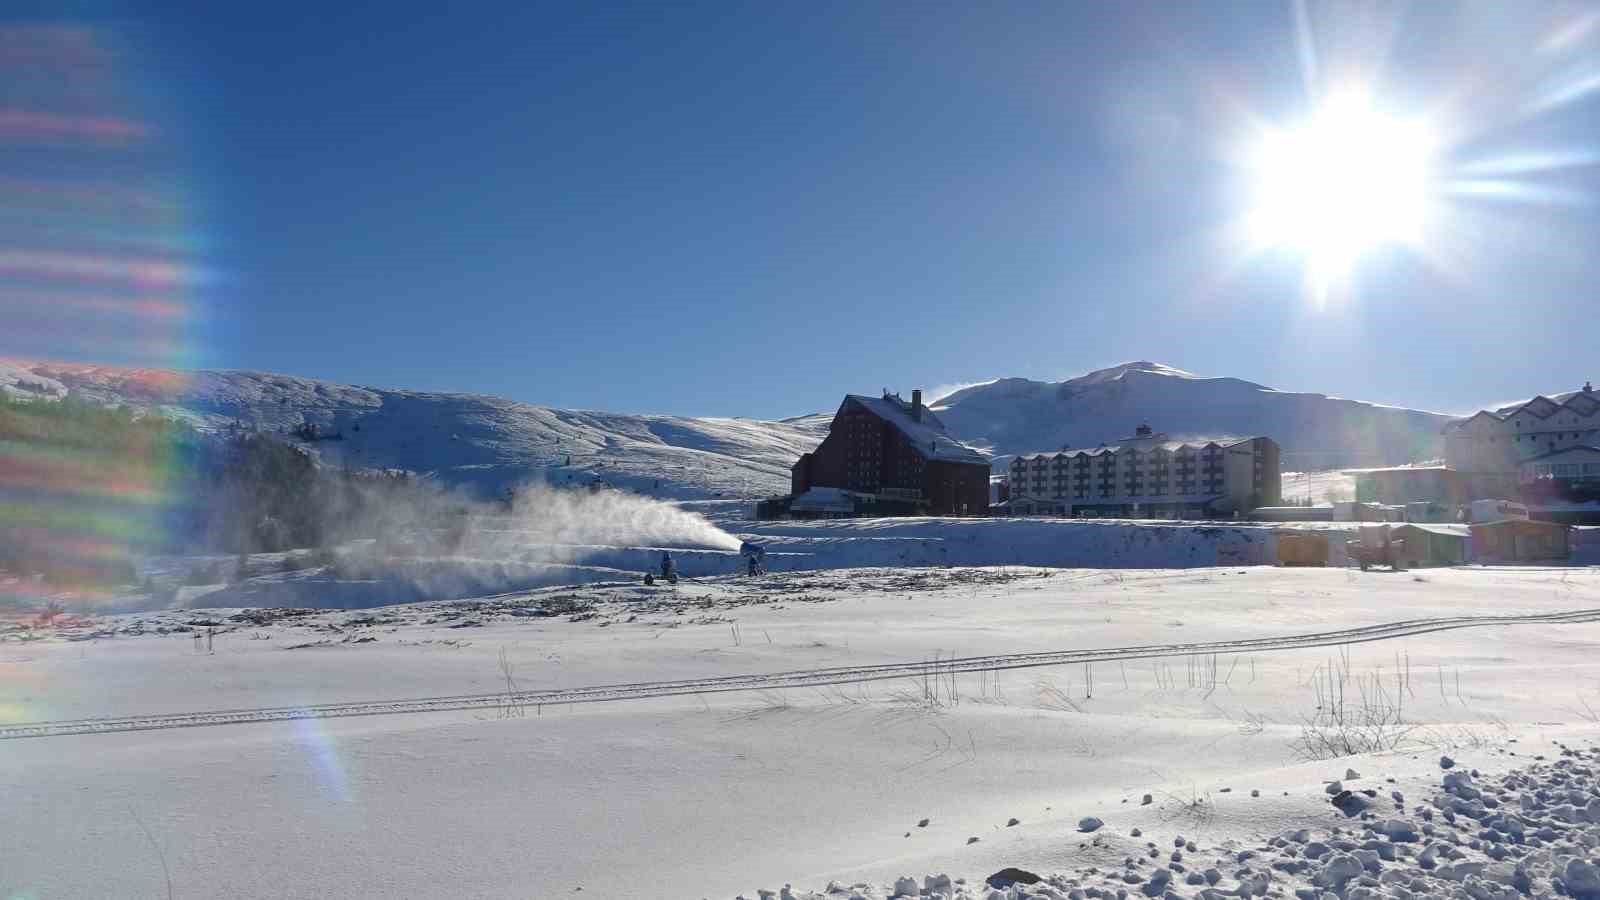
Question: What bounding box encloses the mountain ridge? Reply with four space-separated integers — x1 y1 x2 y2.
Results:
0 358 828 501
929 360 1455 469
2 357 1472 496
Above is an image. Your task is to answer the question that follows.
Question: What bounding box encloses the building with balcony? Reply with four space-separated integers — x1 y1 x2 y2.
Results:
1519 445 1600 488
1004 425 1280 518
1444 382 1599 477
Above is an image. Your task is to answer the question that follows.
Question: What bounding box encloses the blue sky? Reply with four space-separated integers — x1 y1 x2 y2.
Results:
7 2 1600 417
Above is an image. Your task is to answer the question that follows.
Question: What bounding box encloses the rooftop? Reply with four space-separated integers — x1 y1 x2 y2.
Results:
1013 435 1257 462
1445 385 1600 430
841 394 989 465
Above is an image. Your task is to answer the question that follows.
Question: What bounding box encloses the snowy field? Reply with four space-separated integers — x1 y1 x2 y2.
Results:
5 564 1600 898
46 516 1397 615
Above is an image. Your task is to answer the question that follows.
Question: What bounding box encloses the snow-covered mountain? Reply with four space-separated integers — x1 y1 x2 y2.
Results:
0 359 827 500
930 361 1453 470
0 357 1458 498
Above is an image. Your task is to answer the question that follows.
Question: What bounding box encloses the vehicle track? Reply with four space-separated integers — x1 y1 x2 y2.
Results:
5 606 1598 740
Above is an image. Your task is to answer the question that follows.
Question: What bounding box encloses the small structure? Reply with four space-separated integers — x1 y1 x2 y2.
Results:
1388 523 1471 567
1275 530 1329 566
786 486 858 519
1469 498 1529 523
1404 501 1456 523
1349 465 1469 505
1470 518 1570 562
997 495 1071 517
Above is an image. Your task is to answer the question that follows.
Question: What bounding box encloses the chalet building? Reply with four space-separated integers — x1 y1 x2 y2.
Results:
786 390 990 517
1444 382 1599 480
1003 425 1281 519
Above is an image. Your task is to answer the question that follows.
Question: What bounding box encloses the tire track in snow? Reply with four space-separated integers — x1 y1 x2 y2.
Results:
5 606 1599 740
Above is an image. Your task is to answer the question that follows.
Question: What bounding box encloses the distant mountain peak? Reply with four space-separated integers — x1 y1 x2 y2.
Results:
926 360 1451 470
1064 361 1276 391
1071 361 1200 384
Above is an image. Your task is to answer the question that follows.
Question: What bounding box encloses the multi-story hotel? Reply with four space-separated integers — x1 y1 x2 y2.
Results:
1004 425 1280 518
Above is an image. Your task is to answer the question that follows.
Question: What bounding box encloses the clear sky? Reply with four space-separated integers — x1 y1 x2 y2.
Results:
5 2 1599 418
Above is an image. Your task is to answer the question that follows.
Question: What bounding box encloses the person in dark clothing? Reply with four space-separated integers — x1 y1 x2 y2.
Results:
740 541 765 576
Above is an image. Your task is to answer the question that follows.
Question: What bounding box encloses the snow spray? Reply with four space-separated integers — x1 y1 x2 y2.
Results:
499 482 742 552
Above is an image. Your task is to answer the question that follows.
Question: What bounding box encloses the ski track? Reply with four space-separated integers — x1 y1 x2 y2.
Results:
4 606 1598 740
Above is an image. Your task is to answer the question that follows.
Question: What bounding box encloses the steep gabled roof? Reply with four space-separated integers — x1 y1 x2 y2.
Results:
840 395 989 465
1563 392 1600 415
1444 410 1503 432
1523 396 1561 417
1461 388 1600 430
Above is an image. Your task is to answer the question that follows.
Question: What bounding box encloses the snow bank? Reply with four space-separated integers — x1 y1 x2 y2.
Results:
768 744 1600 900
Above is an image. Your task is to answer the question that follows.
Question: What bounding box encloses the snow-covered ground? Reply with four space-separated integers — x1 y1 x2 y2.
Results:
1 358 1464 503
41 516 1383 613
4 565 1600 898
0 358 828 499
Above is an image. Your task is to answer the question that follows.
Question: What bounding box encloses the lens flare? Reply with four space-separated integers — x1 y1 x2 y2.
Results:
1246 93 1434 280
1218 3 1600 311
293 717 354 803
0 24 205 612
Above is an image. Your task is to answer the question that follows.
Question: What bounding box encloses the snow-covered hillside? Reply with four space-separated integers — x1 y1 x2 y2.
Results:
931 361 1453 470
0 358 1458 499
0 359 827 500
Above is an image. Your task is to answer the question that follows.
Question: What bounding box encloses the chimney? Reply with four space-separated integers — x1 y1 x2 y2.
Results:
1136 424 1153 438
1586 381 1594 394
911 389 923 422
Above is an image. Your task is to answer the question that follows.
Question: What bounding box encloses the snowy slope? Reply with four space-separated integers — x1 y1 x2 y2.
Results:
931 361 1453 470
0 357 1460 498
0 359 827 500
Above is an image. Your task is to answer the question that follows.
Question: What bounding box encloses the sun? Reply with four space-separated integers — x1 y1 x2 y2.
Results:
1247 93 1434 278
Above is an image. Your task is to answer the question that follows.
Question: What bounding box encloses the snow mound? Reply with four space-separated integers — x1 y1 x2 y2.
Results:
766 745 1600 899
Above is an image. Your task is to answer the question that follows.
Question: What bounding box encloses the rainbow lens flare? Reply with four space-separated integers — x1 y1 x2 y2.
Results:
0 24 206 613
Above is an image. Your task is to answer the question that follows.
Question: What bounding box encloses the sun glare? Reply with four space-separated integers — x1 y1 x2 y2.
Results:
1248 94 1433 277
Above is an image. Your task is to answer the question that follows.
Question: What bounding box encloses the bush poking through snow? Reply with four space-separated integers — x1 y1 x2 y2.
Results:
1292 663 1415 760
